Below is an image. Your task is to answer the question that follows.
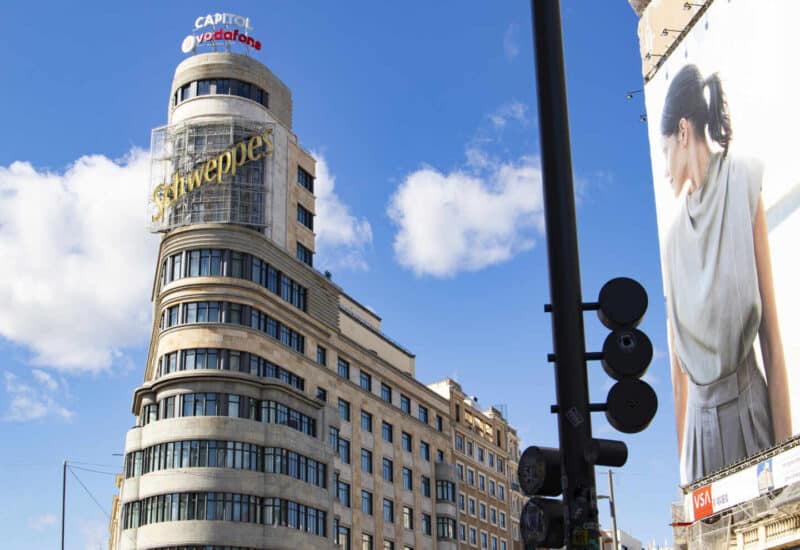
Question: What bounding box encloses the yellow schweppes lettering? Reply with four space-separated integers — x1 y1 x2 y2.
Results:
151 128 275 222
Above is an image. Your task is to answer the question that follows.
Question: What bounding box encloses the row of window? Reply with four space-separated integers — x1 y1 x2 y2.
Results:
456 463 506 502
455 433 506 474
333 518 507 550
122 493 325 537
173 78 270 109
335 358 444 433
160 249 308 312
150 547 257 550
123 440 326 488
458 493 508 528
160 300 305 354
156 348 304 391
140 393 316 437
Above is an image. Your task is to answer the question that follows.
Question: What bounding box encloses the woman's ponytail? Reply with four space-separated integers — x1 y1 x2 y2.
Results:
704 73 732 156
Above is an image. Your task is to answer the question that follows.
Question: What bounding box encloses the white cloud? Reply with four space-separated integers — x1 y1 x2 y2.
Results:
312 153 373 271
3 370 73 422
28 513 57 531
0 150 158 371
387 156 544 278
503 23 520 59
488 100 528 129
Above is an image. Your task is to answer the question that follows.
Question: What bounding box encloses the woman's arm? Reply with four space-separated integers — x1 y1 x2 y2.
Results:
754 194 792 442
669 319 688 457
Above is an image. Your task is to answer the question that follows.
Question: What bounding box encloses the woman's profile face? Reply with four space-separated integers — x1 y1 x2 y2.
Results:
662 130 688 197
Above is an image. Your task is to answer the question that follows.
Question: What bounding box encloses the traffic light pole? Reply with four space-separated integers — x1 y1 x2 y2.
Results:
530 1 598 547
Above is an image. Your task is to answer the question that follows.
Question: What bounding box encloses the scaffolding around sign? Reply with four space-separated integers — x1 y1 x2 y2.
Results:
147 117 273 233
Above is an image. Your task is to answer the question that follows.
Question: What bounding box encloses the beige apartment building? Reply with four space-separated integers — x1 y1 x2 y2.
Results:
108 48 524 550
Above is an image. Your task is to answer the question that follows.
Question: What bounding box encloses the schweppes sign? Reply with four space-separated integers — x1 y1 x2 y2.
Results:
151 128 273 222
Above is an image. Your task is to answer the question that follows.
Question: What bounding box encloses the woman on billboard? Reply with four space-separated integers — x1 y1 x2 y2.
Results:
661 64 790 484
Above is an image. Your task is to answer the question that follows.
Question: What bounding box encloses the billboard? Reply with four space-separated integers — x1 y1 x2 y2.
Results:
642 0 800 486
148 118 274 233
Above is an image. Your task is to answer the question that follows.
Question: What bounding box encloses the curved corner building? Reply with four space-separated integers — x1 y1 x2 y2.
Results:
109 47 525 550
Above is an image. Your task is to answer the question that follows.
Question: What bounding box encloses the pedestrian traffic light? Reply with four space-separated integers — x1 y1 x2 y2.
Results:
596 277 658 433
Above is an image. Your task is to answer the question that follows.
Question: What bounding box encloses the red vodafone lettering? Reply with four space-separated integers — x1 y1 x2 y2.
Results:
195 30 262 51
692 485 713 519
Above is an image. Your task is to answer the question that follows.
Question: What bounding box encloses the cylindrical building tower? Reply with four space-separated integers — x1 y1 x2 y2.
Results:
111 49 338 550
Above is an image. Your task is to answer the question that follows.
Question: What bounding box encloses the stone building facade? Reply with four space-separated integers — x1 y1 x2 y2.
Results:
109 51 524 550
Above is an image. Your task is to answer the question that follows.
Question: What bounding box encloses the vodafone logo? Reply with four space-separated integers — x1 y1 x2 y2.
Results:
692 485 713 519
182 12 262 54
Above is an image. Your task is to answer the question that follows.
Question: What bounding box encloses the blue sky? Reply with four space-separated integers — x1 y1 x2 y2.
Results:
0 2 676 548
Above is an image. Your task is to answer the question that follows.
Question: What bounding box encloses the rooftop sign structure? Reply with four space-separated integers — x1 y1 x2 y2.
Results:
182 12 262 55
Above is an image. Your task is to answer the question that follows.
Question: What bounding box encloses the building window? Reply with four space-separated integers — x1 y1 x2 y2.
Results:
316 387 327 402
497 458 505 474
498 484 505 501
401 431 412 452
420 441 430 461
469 527 477 545
338 399 351 422
488 452 495 468
361 533 373 550
490 507 497 525
359 371 372 392
402 506 414 529
481 532 488 549
499 511 506 529
468 497 476 516
467 440 473 457
458 493 466 511
421 476 431 498
329 427 339 450
402 467 412 491
383 499 394 522
459 523 466 542
418 405 428 424
383 541 394 550
335 521 351 549
338 358 350 380
479 502 487 521
436 517 456 540
297 204 314 230
382 421 393 443
436 480 455 502
297 166 314 193
478 474 486 492
360 410 373 432
337 477 351 507
380 383 392 402
338 437 351 464
400 395 410 414
361 448 373 474
296 243 313 266
436 415 443 432
361 490 373 515
478 447 485 462
436 449 444 463
457 463 464 480
382 458 394 482
421 513 431 536
317 346 327 366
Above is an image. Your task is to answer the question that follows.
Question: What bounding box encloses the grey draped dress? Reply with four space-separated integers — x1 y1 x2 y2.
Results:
665 152 774 485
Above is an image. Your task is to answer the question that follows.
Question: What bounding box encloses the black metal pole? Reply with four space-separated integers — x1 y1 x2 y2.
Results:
61 459 67 550
530 1 598 548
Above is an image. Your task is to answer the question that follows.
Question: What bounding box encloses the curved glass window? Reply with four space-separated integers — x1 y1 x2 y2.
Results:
159 300 305 355
122 492 325 537
156 348 304 391
140 393 316 437
124 440 326 488
161 248 307 312
174 78 270 109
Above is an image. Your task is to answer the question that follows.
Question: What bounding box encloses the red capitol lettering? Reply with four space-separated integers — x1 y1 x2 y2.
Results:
196 28 262 51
